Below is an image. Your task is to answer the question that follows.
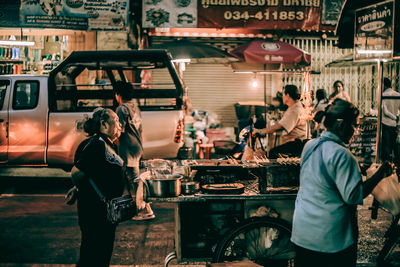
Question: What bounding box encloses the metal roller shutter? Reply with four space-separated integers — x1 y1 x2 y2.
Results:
183 63 281 127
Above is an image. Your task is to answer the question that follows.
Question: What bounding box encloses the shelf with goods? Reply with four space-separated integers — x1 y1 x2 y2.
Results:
0 30 97 75
0 33 67 75
0 60 26 75
0 46 26 74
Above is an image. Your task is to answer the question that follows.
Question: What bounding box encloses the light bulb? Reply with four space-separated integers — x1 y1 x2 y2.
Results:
251 72 259 88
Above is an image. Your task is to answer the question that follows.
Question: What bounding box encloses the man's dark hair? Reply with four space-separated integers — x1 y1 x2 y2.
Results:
114 81 134 100
383 78 391 90
283 84 300 100
272 96 283 106
314 110 325 124
315 88 327 102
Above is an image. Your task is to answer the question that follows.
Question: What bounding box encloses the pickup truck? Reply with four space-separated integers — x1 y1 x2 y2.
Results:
0 50 186 170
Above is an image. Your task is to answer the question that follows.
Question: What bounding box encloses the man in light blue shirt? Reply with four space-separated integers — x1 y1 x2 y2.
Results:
291 99 391 267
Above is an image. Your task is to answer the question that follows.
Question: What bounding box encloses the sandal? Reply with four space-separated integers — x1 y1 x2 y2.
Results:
132 211 155 221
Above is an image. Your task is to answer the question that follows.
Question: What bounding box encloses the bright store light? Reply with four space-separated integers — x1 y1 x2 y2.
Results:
357 50 392 54
172 58 191 63
0 40 35 46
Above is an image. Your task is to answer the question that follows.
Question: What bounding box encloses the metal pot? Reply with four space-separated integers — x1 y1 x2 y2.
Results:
181 181 200 195
147 174 182 197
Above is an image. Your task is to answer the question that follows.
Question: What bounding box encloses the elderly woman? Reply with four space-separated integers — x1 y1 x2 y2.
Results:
291 99 391 267
71 108 126 267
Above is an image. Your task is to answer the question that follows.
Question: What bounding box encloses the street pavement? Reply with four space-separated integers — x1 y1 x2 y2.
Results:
0 174 398 267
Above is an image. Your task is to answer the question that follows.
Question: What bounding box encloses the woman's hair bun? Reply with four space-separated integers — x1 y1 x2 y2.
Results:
83 108 111 136
324 99 359 129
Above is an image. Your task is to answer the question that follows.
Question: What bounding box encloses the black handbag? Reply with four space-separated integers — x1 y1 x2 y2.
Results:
88 178 136 224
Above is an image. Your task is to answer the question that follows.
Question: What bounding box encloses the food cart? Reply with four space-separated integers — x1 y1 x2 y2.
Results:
146 159 299 267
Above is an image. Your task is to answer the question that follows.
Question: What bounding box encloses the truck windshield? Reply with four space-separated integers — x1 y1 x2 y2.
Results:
48 50 185 112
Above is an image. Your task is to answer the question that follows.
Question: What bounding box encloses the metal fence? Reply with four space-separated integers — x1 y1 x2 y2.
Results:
282 37 400 115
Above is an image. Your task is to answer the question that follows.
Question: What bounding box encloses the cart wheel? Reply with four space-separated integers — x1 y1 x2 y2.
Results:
213 217 295 267
164 251 177 267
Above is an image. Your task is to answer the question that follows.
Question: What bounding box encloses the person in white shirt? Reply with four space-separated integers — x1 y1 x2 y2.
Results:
381 77 400 164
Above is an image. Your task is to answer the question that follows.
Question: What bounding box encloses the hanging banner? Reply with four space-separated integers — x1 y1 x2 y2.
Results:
321 0 344 25
142 0 198 28
20 0 129 31
198 0 322 30
354 0 394 62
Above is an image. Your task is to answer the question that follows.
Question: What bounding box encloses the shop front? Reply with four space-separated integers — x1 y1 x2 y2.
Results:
0 0 130 75
0 29 96 75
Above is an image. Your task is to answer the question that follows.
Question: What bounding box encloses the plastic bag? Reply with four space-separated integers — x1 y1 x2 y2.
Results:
372 173 400 216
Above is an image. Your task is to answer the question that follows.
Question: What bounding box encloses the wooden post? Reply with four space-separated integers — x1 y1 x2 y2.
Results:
375 59 384 163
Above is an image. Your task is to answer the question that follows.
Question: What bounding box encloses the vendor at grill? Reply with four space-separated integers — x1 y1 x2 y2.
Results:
253 84 307 158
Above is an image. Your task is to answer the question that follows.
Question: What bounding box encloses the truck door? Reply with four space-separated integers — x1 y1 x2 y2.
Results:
8 80 47 164
0 79 10 162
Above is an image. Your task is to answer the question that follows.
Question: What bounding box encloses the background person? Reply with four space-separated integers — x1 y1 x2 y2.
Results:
253 84 307 158
329 80 351 102
381 77 400 165
71 108 124 267
311 88 329 137
114 81 154 221
291 99 391 267
314 88 329 112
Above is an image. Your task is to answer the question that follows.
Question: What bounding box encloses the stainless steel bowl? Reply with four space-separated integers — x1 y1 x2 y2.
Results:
147 174 183 197
181 181 200 195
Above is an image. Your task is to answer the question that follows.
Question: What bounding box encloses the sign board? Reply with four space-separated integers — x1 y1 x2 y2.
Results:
395 0 400 58
20 0 129 31
354 0 394 62
198 0 322 30
0 1 19 27
142 0 198 28
349 118 377 164
321 0 344 25
142 0 334 31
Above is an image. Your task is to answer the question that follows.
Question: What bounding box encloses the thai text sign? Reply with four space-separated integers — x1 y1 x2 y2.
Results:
198 0 322 30
142 0 197 28
20 0 129 31
354 0 394 61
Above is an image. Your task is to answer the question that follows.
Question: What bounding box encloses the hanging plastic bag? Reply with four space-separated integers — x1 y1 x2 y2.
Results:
366 164 400 216
371 173 400 216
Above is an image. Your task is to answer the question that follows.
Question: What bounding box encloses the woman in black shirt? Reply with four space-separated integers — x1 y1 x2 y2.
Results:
71 108 124 267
